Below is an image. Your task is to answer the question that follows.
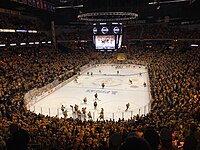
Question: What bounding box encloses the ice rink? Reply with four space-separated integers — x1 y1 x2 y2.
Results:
29 64 151 120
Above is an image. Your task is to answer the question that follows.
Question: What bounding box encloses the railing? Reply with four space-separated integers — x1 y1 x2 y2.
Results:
24 59 151 120
29 102 151 121
24 63 94 109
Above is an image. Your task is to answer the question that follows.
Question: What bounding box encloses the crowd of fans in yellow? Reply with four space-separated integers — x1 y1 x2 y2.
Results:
0 14 200 150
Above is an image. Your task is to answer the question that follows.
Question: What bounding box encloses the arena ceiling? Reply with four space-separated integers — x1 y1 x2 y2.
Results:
54 0 200 25
0 0 200 25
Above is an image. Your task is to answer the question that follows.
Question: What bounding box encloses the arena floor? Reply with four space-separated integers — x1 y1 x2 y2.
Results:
29 64 151 120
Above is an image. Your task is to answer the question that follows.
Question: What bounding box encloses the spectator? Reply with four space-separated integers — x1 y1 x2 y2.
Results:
6 123 30 150
183 123 200 150
143 128 160 150
120 135 151 150
159 127 177 150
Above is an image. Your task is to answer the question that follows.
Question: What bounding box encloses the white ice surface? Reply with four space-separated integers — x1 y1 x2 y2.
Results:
30 64 151 121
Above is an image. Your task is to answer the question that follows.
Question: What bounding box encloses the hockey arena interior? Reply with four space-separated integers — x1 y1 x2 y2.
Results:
0 0 200 150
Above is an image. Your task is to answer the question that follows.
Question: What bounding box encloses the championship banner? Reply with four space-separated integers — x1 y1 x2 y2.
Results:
117 53 126 61
40 0 43 8
23 0 28 4
43 0 47 10
32 0 36 7
36 0 40 8
28 0 32 6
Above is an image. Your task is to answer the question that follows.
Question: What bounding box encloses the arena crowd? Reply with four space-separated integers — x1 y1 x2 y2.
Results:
0 13 200 150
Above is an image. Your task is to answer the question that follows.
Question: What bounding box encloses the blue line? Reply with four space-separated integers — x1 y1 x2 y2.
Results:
63 85 149 93
82 72 147 77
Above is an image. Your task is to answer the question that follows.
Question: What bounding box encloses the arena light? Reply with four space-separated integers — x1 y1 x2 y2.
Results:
56 5 83 9
29 42 34 45
28 30 37 33
42 42 46 44
80 40 87 43
149 0 189 4
191 44 198 47
20 43 26 45
16 30 27 33
0 44 6 47
112 23 119 25
0 29 15 32
35 42 39 45
8 29 15 32
100 23 107 25
48 41 52 44
148 1 157 4
10 43 17 46
78 12 138 22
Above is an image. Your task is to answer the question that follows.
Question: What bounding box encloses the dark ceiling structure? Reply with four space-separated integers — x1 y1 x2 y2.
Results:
54 0 200 25
0 0 200 25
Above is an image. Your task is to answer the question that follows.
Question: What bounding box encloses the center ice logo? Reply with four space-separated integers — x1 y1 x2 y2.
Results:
86 89 118 95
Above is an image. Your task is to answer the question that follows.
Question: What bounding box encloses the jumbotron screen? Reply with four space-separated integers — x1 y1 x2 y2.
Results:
95 35 115 49
93 22 123 51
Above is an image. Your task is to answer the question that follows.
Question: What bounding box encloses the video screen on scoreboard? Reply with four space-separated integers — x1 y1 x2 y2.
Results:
95 35 115 49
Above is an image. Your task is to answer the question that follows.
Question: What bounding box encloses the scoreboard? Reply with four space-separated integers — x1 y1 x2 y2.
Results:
93 22 123 51
93 23 122 35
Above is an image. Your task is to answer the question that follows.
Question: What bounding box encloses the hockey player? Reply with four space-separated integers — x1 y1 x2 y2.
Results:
94 101 97 109
129 79 132 84
74 75 78 83
74 78 78 83
61 105 65 112
74 104 78 112
82 107 87 120
102 83 105 89
77 110 82 120
88 111 92 120
125 103 130 111
63 109 68 118
94 93 98 100
83 97 87 104
100 108 104 114
82 107 86 115
99 108 104 120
